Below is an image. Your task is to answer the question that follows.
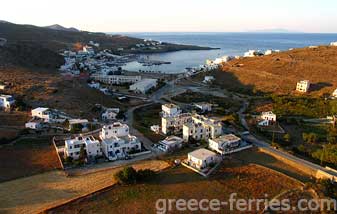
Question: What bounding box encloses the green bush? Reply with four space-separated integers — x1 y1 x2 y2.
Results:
114 167 156 184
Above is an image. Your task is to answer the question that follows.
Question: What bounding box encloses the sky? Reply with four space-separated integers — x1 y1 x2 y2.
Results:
2 0 337 33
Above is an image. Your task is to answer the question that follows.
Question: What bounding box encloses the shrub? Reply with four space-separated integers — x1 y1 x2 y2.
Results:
114 167 138 184
114 167 156 184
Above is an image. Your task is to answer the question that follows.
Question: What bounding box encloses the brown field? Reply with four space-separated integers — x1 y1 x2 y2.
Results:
0 138 61 182
48 148 313 214
0 160 169 214
0 111 30 141
0 67 142 119
215 46 337 96
49 162 304 214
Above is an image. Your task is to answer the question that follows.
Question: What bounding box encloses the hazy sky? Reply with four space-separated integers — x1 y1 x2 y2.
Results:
2 0 337 33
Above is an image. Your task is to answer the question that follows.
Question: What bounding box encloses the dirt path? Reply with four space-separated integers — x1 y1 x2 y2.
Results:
0 159 170 214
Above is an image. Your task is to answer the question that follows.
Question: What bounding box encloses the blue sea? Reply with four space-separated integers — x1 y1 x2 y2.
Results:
119 32 337 73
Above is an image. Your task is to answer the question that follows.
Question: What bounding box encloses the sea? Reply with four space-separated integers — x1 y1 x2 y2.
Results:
117 32 337 74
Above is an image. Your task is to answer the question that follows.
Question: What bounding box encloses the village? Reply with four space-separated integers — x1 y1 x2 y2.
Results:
1 36 337 213
1 41 337 179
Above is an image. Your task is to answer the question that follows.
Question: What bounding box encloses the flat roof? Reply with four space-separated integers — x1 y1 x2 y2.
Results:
213 134 241 144
161 136 183 145
130 78 157 87
32 107 49 112
189 148 216 160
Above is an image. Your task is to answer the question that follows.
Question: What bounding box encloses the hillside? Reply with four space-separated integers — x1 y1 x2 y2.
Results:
0 22 213 52
44 24 80 32
0 42 64 68
216 46 337 96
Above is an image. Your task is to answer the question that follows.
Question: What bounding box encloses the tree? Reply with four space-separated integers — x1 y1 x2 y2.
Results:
115 167 138 184
78 144 86 164
283 133 291 143
302 133 318 144
114 167 156 184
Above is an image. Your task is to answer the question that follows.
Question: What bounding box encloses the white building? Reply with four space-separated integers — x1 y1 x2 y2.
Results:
100 122 141 161
187 148 219 170
25 118 45 130
129 78 158 94
209 134 243 155
82 45 95 55
183 114 222 142
102 108 120 121
244 50 263 57
331 42 337 47
194 102 212 113
64 135 102 160
31 107 52 122
161 103 192 134
150 125 160 133
332 89 337 98
93 74 141 85
213 55 234 64
157 136 183 152
265 49 276 55
261 111 277 122
296 80 310 93
0 84 7 90
203 76 215 84
68 119 89 131
162 103 182 117
0 94 15 109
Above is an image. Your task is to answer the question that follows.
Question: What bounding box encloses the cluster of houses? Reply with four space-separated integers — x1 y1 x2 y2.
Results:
155 103 252 173
25 107 71 130
59 42 136 76
64 122 142 161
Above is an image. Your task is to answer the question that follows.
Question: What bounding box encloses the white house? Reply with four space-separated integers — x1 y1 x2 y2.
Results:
183 114 222 142
244 50 263 57
150 125 160 133
331 42 337 47
99 122 141 160
264 49 276 55
162 103 182 117
213 56 234 64
296 80 310 93
162 112 191 135
129 78 157 94
187 148 219 170
157 136 183 152
203 76 215 84
209 134 243 155
0 84 7 90
100 122 129 138
0 94 15 109
101 108 120 121
64 135 102 160
161 103 192 134
261 111 277 122
68 119 89 131
82 45 95 55
88 82 100 89
194 102 212 113
31 107 51 122
332 89 337 98
25 118 45 130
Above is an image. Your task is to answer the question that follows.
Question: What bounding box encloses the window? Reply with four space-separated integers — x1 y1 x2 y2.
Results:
69 146 72 149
